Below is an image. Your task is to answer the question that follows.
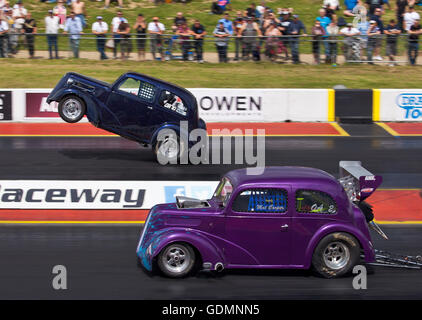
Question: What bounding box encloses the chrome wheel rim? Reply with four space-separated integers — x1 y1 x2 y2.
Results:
162 245 191 274
62 99 82 120
323 241 350 270
159 136 179 159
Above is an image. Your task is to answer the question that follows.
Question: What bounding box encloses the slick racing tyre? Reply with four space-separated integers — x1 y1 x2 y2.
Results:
157 243 196 278
312 232 360 278
58 95 86 123
153 129 186 164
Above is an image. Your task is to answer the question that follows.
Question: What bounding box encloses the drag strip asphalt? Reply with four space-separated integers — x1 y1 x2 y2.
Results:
0 133 421 187
0 225 421 299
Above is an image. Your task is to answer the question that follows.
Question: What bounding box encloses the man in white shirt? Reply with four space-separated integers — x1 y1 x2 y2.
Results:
403 6 420 31
92 16 108 60
12 0 27 30
0 15 9 58
147 16 165 60
45 10 60 59
111 10 127 59
340 23 361 61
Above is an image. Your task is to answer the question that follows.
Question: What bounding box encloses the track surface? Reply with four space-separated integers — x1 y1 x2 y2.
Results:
0 124 420 187
0 225 421 299
0 124 422 299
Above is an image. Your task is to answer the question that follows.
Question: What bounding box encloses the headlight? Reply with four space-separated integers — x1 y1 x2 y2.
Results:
146 244 152 255
67 78 74 85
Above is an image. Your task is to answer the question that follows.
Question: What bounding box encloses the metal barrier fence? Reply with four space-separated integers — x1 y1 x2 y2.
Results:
0 32 420 64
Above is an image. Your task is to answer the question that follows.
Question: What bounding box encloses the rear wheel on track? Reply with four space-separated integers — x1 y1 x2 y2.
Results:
312 232 360 278
58 95 86 123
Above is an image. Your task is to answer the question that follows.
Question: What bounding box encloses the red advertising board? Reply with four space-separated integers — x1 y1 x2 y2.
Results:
25 92 59 118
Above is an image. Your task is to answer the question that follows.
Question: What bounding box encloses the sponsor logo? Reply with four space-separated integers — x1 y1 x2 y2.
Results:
0 187 145 208
164 186 186 202
26 92 59 118
396 93 422 119
197 95 263 120
0 91 12 121
164 185 214 202
361 188 374 193
364 176 376 181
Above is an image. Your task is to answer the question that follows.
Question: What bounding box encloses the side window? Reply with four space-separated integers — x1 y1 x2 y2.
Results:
118 78 157 103
232 188 288 213
296 190 337 214
159 90 187 116
118 77 141 96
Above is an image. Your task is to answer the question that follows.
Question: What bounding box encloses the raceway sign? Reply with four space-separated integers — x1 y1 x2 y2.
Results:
396 93 422 120
0 180 219 210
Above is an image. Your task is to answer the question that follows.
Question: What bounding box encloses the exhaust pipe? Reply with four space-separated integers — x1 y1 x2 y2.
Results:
214 262 224 272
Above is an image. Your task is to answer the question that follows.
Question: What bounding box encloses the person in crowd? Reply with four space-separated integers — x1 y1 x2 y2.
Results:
279 10 292 60
256 1 267 17
340 22 361 61
53 0 66 28
311 19 325 64
326 20 339 65
191 18 206 63
365 0 384 15
287 14 306 64
117 18 130 60
92 15 108 60
63 11 82 58
263 12 280 30
246 3 260 18
172 12 186 32
12 0 26 34
147 16 165 61
396 0 409 31
0 14 8 58
316 8 331 63
344 0 358 16
239 16 262 61
0 0 5 8
133 13 146 61
22 12 36 58
111 10 128 59
408 18 421 65
213 21 230 62
104 0 123 9
356 10 370 59
71 0 86 28
366 19 380 64
404 6 420 31
218 12 233 35
384 18 401 66
45 9 59 59
323 0 340 10
4 7 18 55
264 21 281 61
211 0 231 15
175 20 191 61
233 11 244 60
370 7 384 60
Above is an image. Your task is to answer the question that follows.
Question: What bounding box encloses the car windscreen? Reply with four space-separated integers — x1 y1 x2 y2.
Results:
213 177 233 207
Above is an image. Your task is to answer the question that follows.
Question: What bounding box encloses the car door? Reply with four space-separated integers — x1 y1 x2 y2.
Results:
224 186 292 267
291 188 339 266
103 76 156 140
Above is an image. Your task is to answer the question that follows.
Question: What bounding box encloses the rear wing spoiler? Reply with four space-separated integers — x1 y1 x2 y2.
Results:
338 161 383 202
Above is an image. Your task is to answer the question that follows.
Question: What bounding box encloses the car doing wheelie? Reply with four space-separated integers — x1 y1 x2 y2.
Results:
137 161 385 278
47 72 206 163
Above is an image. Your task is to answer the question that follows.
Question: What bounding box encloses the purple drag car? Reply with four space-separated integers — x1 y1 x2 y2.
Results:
136 161 384 278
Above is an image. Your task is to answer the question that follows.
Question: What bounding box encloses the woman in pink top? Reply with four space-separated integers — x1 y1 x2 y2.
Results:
53 0 67 26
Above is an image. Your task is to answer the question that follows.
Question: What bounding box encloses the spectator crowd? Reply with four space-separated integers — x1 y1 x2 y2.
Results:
0 0 421 65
